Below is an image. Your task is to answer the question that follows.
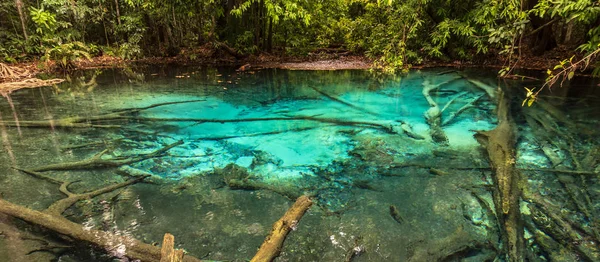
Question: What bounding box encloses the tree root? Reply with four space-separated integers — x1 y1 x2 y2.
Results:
523 101 600 244
29 140 183 172
0 63 32 82
0 78 65 95
250 195 313 262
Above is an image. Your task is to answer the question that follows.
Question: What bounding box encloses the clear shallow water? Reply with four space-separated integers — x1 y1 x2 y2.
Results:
0 67 599 261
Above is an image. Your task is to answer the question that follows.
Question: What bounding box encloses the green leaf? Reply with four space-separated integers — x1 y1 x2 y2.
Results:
567 71 574 80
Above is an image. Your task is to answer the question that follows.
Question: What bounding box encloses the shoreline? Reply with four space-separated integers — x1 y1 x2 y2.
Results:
1 50 579 81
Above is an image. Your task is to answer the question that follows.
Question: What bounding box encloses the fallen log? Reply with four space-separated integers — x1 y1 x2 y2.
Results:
474 89 525 261
465 78 496 99
250 195 313 262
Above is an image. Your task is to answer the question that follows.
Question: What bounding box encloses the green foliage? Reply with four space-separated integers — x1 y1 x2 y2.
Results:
115 15 145 59
29 6 58 35
0 0 597 78
42 41 91 71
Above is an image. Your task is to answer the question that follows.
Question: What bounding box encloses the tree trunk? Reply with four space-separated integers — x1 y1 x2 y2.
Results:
267 17 273 53
114 0 121 26
15 0 28 40
99 0 110 45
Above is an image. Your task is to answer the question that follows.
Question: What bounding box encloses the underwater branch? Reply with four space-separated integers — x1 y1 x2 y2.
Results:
251 195 313 262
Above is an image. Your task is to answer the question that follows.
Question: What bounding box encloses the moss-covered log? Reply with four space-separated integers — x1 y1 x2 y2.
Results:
474 89 524 261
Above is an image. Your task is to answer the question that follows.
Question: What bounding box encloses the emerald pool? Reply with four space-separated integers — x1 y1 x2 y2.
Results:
0 67 599 261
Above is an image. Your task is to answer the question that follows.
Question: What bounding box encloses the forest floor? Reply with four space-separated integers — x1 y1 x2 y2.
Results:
1 44 582 82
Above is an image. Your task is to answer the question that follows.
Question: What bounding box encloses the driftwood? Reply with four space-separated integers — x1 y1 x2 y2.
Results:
250 195 313 262
474 89 524 261
0 199 202 262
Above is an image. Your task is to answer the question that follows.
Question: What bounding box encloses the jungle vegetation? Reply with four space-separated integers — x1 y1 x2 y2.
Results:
0 0 599 75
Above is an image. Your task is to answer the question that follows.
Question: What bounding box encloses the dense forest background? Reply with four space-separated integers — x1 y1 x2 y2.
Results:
0 0 599 74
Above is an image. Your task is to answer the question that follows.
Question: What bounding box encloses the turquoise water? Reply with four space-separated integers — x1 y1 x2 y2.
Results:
0 67 599 261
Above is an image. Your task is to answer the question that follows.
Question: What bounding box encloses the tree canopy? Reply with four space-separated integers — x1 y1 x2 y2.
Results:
0 0 599 74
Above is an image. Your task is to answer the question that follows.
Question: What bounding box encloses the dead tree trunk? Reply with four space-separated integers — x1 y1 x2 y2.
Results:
474 89 525 261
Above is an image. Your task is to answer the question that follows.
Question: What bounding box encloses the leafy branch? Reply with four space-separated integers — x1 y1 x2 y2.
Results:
523 45 600 106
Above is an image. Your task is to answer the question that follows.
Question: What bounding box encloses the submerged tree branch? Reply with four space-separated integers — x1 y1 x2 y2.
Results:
251 195 313 262
30 140 183 172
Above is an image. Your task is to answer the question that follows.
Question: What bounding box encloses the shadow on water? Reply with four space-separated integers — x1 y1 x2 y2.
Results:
0 66 599 261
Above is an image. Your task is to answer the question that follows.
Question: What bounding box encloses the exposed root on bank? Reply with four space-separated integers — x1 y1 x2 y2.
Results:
0 78 65 96
0 63 32 82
